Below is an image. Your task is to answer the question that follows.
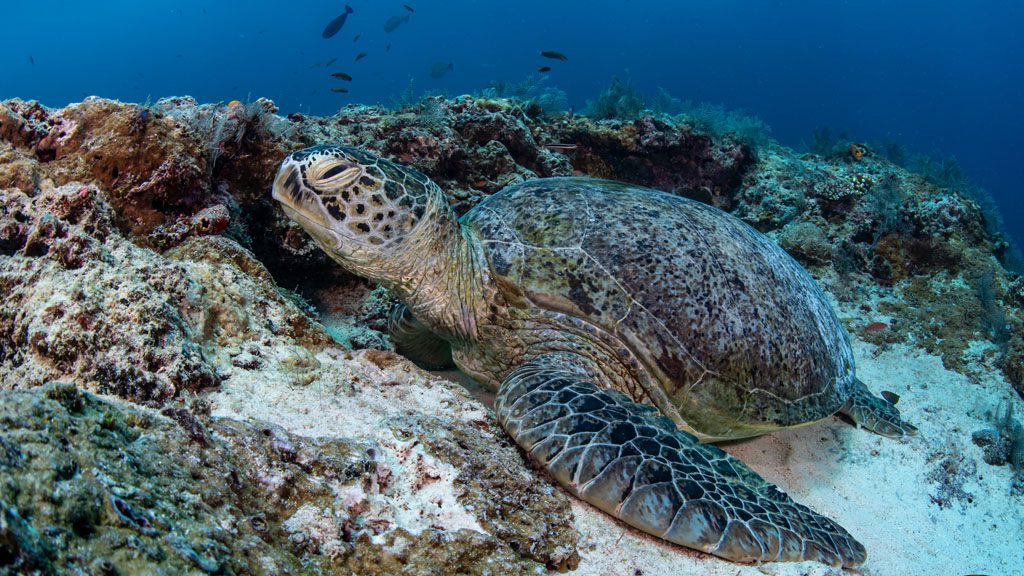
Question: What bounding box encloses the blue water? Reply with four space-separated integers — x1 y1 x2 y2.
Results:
2 0 1021 251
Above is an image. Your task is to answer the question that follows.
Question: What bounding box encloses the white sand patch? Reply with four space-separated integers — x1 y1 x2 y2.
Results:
569 342 1024 576
209 347 488 540
212 346 489 437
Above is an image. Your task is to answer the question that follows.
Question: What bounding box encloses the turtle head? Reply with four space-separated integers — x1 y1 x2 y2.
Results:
272 144 446 274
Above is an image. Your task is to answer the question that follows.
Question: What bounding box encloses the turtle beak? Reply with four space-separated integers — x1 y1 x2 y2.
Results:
272 162 344 250
273 163 325 223
272 163 304 210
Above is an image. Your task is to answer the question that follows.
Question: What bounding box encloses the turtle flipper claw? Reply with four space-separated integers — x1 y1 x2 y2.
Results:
495 357 867 568
841 378 918 438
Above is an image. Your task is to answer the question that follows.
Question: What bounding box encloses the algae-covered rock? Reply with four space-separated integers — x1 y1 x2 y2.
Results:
0 381 368 575
0 183 331 403
0 381 578 575
779 219 833 265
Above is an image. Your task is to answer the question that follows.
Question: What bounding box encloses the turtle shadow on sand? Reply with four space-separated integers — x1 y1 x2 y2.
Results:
720 418 860 490
271 144 917 568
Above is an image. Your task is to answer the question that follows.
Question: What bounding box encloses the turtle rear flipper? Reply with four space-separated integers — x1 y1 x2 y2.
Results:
495 356 867 568
839 378 918 438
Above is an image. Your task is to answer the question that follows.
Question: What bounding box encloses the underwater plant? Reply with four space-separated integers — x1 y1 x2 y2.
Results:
650 87 684 115
866 173 909 246
480 76 543 101
910 153 965 189
805 126 852 158
389 78 420 111
972 402 1024 496
582 76 645 120
478 75 568 117
533 86 569 116
679 101 773 152
872 137 908 167
187 98 284 174
972 266 1012 350
413 96 449 132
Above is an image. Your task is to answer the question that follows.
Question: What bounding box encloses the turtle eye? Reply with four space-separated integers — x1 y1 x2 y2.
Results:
309 159 363 192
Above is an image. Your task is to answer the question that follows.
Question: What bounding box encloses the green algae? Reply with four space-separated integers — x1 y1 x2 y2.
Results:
0 381 365 575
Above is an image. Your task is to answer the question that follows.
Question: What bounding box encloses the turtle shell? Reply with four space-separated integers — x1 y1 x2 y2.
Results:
462 177 855 439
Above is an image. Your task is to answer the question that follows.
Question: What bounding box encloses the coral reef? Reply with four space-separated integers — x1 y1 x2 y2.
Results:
2 93 1024 573
0 182 329 404
738 143 1022 388
0 381 573 574
0 381 366 574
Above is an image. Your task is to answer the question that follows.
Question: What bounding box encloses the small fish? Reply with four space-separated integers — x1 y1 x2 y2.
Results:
322 4 354 39
386 42 392 52
28 55 34 65
355 52 368 61
331 72 353 81
325 57 338 66
429 61 453 79
540 50 568 61
865 321 889 332
331 87 350 93
537 66 551 73
227 100 242 107
403 4 414 12
544 143 577 152
353 33 361 42
384 13 410 33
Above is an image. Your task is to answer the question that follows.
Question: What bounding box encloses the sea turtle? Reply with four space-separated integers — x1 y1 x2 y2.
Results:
271 144 917 568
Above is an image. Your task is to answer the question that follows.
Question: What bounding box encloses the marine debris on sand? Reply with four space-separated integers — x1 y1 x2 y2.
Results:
1 94 1023 575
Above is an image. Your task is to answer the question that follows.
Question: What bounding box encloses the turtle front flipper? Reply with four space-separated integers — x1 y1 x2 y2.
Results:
388 304 454 370
839 378 918 438
495 356 867 568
